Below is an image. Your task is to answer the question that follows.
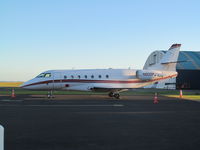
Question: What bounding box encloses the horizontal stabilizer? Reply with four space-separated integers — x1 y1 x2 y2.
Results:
169 44 181 50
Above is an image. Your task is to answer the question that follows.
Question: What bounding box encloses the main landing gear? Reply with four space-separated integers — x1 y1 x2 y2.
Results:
108 92 120 99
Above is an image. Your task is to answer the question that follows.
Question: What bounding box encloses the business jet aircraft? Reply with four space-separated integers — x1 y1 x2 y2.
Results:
21 44 181 99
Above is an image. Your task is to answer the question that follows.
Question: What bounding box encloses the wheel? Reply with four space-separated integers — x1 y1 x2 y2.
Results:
108 92 114 97
114 93 120 99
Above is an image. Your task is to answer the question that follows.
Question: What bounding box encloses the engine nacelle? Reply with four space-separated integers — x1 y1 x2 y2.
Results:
136 70 163 81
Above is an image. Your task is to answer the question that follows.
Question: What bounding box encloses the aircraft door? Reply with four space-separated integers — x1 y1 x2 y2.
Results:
53 72 62 89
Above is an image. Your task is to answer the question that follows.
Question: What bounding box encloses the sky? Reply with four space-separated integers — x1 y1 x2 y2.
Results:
0 0 200 81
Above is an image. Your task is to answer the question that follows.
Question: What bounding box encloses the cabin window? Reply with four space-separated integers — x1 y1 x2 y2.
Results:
84 75 87 79
64 75 67 79
78 75 81 79
91 75 94 78
71 75 74 79
98 75 102 78
106 75 109 78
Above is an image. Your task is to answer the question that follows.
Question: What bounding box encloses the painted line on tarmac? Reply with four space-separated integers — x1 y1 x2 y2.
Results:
82 110 200 114
0 104 124 107
0 99 23 102
78 111 180 114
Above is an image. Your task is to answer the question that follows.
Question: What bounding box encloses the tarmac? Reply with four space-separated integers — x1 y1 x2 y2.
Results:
0 95 200 150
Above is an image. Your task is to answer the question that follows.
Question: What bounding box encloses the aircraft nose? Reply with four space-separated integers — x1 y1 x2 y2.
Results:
20 82 28 89
19 79 38 89
20 79 34 89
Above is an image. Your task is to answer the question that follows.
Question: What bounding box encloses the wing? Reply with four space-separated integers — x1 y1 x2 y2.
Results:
90 84 128 93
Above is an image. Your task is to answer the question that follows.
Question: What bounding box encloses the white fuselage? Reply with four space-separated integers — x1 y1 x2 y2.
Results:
21 69 177 92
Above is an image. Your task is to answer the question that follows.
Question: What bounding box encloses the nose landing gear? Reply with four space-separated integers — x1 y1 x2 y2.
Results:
47 90 54 98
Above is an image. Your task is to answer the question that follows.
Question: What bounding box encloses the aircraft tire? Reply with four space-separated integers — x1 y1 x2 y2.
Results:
114 93 120 99
108 92 114 97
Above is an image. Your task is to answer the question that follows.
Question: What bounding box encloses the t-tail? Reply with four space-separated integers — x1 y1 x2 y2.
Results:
145 44 181 71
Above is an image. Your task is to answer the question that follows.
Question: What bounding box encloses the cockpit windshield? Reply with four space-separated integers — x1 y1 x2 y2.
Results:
36 73 51 78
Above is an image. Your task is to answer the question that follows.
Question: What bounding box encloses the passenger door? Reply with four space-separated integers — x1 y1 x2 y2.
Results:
53 72 62 89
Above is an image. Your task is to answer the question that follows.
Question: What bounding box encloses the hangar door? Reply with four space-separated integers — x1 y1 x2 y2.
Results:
176 70 200 90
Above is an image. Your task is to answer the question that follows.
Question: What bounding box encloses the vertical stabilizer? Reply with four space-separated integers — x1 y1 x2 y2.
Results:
146 44 181 71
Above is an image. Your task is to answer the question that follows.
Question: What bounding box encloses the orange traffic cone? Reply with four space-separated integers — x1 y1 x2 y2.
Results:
153 93 159 104
180 90 183 98
11 88 15 98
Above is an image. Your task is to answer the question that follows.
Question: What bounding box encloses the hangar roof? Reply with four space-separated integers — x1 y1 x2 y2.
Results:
176 51 200 70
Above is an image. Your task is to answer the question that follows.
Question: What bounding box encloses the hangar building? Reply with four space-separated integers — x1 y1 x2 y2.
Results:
143 50 200 90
